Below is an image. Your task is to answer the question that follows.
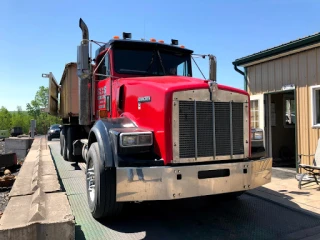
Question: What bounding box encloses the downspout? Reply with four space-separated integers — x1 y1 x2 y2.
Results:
233 63 248 92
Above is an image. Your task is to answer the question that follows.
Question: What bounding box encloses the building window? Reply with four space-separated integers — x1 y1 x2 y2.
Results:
311 85 320 127
250 100 259 128
283 94 295 128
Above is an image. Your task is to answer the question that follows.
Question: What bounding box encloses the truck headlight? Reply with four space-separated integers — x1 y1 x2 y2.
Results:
253 131 263 140
120 132 153 147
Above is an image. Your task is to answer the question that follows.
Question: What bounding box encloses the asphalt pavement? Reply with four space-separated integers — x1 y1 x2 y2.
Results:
48 139 320 240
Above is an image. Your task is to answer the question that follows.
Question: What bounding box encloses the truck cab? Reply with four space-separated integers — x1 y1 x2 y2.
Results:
48 18 272 220
93 37 193 120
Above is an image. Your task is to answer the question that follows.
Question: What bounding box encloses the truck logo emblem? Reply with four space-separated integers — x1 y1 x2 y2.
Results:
138 96 151 110
138 96 151 103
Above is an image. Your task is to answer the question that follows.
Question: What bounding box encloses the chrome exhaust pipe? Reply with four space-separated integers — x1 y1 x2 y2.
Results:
77 18 91 126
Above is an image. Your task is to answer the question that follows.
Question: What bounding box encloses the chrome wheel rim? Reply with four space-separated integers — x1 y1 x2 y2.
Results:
87 160 95 202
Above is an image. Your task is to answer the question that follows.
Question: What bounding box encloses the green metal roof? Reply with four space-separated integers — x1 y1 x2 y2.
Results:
233 32 320 66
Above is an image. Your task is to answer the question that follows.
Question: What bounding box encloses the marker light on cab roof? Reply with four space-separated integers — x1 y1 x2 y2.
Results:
113 36 120 39
158 40 164 43
150 38 156 42
180 45 185 48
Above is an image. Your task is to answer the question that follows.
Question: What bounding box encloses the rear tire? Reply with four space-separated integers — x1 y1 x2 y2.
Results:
60 130 64 156
86 142 123 219
61 127 68 160
66 127 76 162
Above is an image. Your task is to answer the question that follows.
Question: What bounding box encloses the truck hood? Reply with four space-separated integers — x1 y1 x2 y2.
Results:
117 75 248 164
118 76 248 95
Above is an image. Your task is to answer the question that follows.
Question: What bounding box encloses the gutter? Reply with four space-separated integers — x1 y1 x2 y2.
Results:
233 63 248 92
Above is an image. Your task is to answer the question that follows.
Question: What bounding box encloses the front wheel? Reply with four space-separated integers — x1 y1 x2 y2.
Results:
86 142 123 219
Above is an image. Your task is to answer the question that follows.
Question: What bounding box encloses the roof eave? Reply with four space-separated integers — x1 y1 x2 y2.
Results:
233 34 320 67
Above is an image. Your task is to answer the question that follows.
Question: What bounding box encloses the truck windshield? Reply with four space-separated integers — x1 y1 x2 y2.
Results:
113 48 192 77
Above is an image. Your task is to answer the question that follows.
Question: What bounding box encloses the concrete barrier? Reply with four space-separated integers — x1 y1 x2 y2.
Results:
5 137 34 160
9 149 60 197
0 137 75 240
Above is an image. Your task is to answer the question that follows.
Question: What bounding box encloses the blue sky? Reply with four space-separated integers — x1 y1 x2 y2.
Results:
1 0 320 110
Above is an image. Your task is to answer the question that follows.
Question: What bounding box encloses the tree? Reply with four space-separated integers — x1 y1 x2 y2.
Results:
0 107 12 130
26 86 61 134
26 86 48 118
26 100 41 118
11 106 31 133
35 86 49 108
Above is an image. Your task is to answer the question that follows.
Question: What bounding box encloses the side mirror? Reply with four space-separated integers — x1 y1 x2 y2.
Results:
209 54 217 82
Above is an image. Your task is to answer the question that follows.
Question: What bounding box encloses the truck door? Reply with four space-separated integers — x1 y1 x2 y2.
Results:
95 52 112 119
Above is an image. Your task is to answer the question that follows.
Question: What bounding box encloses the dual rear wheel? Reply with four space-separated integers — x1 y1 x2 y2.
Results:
59 126 80 162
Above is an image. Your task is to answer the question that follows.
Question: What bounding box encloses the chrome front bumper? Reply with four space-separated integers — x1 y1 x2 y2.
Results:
116 158 272 202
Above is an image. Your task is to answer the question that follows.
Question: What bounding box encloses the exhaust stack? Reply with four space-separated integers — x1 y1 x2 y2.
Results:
79 18 89 43
77 18 91 126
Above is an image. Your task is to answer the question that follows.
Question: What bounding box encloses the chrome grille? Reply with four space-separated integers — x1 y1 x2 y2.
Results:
179 102 195 158
178 101 244 159
215 102 231 156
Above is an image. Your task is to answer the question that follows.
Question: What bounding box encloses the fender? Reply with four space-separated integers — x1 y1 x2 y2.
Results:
88 117 137 168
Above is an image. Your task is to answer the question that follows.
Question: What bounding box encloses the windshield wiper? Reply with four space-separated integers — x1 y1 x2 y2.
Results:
157 50 166 75
145 50 156 75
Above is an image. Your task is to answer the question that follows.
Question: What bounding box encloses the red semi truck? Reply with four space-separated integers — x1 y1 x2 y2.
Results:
47 18 272 220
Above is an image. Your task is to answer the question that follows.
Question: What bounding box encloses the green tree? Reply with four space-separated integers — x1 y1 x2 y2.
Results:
0 107 12 130
26 99 41 119
26 86 61 134
35 86 49 108
11 106 32 133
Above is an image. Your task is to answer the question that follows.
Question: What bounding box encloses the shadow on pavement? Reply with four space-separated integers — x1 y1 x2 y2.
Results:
100 190 320 240
48 140 320 240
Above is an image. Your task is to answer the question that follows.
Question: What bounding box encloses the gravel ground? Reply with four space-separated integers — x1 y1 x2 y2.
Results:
0 168 20 214
0 191 9 214
0 139 21 215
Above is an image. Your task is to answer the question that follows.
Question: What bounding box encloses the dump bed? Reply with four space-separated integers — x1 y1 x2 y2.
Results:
59 63 79 119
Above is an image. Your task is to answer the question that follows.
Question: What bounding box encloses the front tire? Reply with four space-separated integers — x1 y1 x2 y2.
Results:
86 142 123 219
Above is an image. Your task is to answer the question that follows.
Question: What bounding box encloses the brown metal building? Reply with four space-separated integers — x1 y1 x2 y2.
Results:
233 33 320 171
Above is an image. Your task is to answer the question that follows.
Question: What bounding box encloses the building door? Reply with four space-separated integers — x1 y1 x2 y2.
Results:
270 90 296 167
250 94 269 158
